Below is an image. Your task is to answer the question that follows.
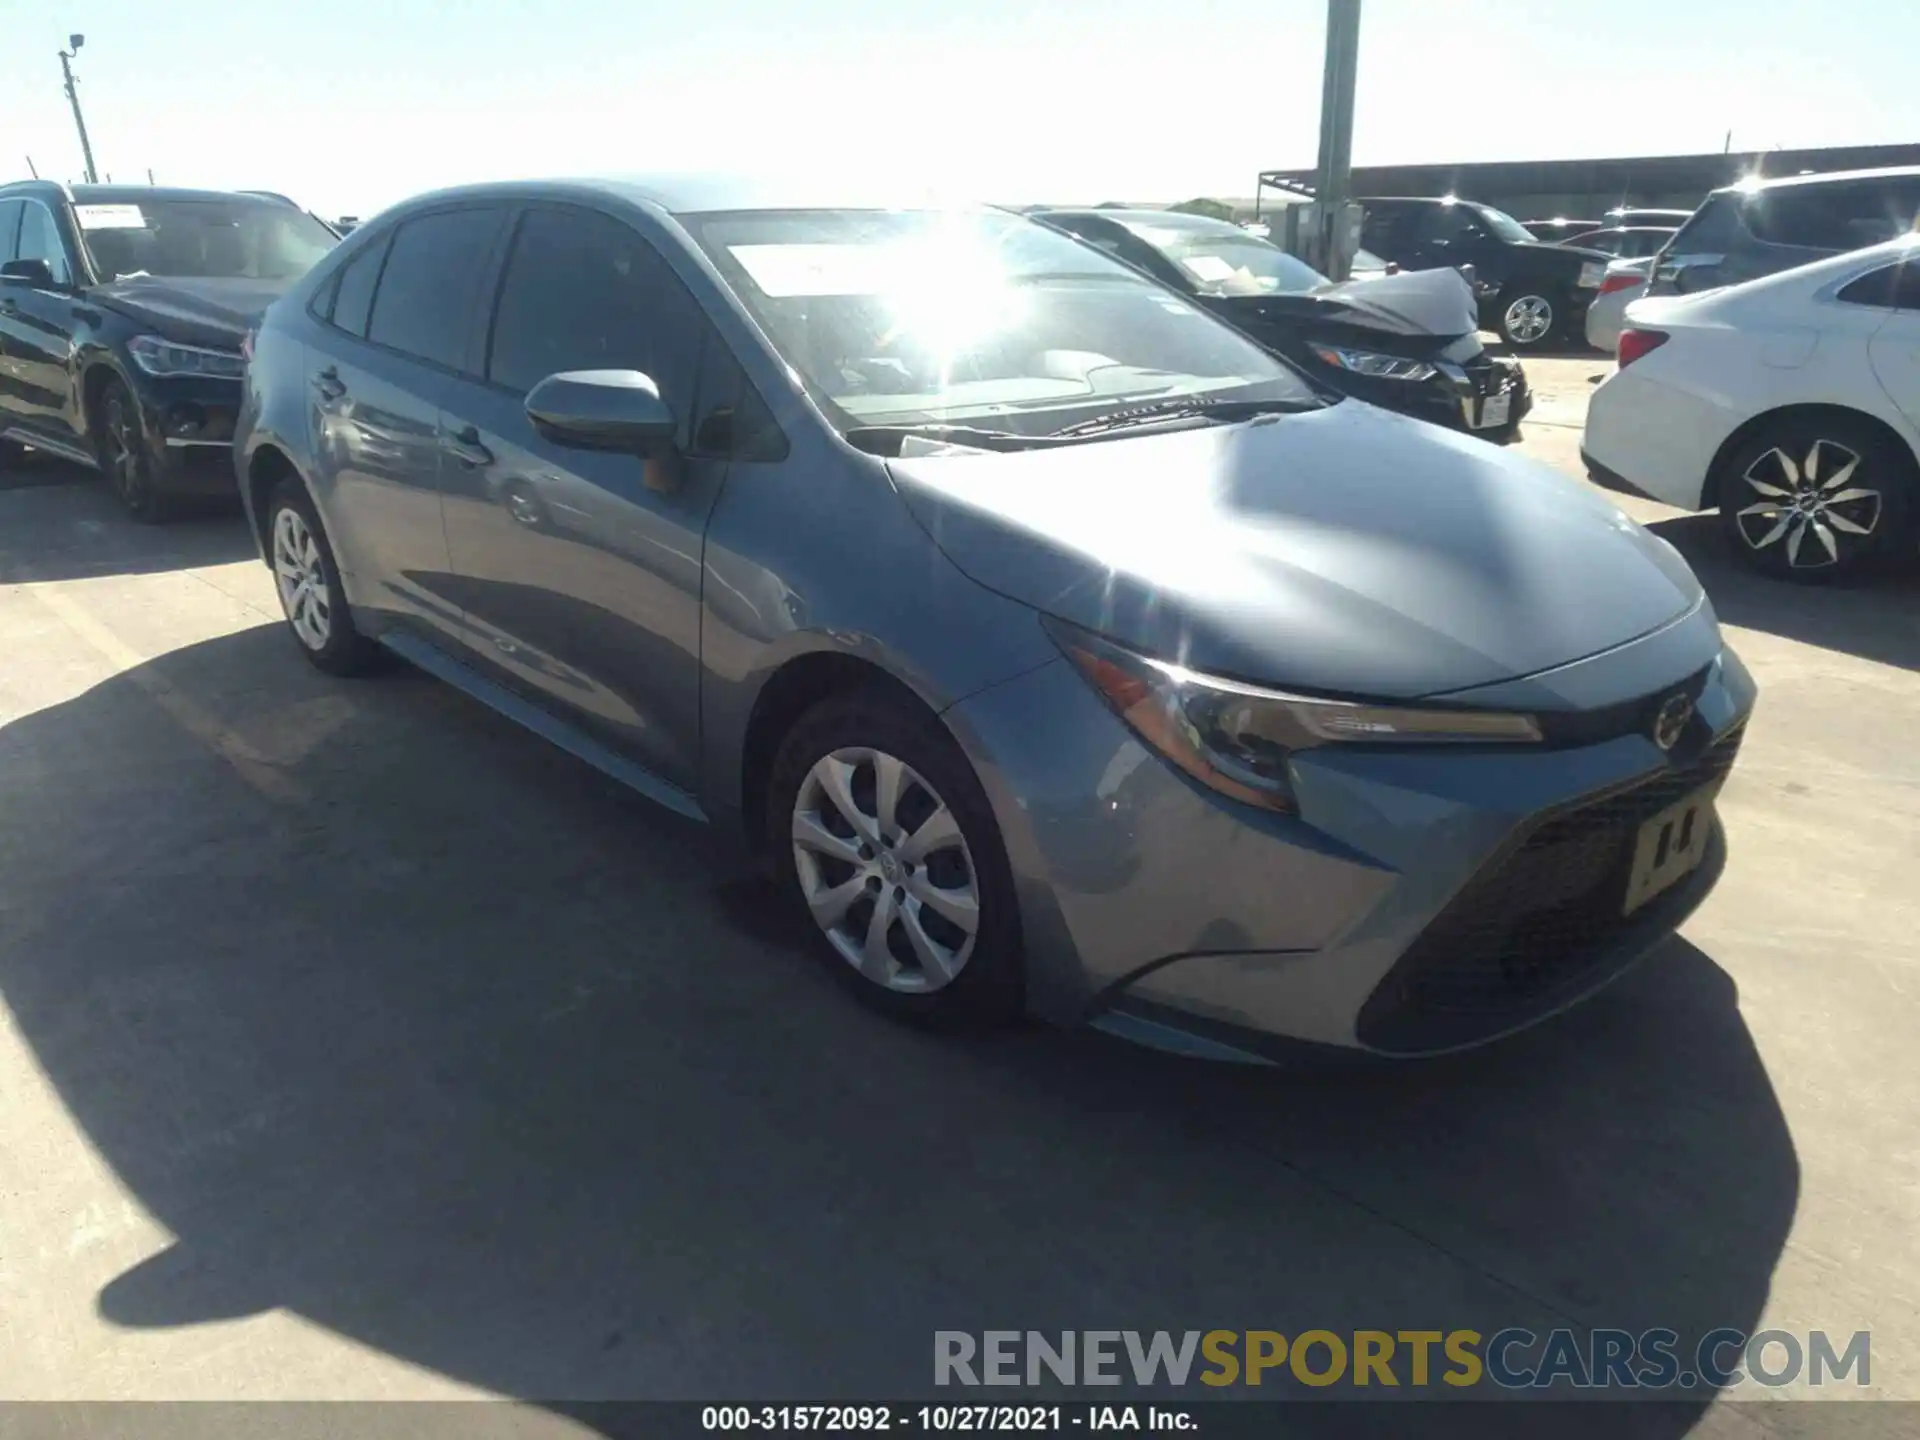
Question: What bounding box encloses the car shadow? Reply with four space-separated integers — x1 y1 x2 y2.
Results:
0 625 1797 1435
1647 513 1920 672
0 456 255 585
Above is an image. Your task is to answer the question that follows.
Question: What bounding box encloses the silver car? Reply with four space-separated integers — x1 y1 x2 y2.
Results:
235 177 1755 1061
1585 256 1654 353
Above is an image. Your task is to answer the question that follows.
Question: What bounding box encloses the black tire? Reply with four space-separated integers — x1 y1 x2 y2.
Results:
93 376 174 523
1713 413 1915 583
767 688 1024 1029
1495 286 1560 348
265 476 377 675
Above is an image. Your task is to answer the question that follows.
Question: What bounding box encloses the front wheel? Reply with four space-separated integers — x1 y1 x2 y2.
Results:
1496 288 1559 348
1714 415 1914 582
266 478 377 674
94 377 173 523
767 689 1024 1029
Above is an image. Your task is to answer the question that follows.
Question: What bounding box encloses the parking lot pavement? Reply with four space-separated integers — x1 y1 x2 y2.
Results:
0 387 1915 1432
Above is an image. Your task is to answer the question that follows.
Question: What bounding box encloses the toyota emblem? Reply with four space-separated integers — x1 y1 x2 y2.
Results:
1652 692 1694 751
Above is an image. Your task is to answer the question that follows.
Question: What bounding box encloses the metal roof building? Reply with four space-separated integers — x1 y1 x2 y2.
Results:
1257 142 1920 223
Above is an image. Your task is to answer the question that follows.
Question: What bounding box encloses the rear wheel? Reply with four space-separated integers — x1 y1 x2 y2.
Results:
94 376 173 523
1714 414 1914 582
767 689 1023 1029
1497 287 1558 347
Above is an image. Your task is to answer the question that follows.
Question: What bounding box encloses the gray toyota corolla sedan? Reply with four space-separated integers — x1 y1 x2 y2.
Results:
234 176 1756 1061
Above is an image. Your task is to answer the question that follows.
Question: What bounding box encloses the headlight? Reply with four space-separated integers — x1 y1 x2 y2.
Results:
1047 620 1543 814
126 335 246 379
1308 345 1437 382
1577 262 1605 289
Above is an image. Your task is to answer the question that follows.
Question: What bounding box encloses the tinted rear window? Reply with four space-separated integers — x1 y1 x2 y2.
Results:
1836 258 1920 310
365 207 505 371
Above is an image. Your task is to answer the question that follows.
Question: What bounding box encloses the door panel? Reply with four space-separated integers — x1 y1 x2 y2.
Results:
438 204 732 790
1868 308 1920 432
306 206 507 641
0 202 84 445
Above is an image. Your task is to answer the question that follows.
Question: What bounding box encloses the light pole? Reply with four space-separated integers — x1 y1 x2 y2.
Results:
1312 0 1362 279
59 34 100 185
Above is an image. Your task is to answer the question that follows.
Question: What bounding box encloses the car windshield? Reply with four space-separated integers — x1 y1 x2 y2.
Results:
73 197 338 282
1134 228 1329 296
686 208 1318 433
1473 204 1538 245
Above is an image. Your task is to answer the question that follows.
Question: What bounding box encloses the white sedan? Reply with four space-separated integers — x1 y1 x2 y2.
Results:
1583 235 1920 580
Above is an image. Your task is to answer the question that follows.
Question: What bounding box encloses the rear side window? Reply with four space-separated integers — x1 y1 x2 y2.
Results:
484 206 708 435
327 236 389 338
1836 260 1920 310
1743 180 1920 252
365 207 506 371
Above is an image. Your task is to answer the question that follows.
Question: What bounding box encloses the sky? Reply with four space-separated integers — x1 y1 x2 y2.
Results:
4 0 1918 220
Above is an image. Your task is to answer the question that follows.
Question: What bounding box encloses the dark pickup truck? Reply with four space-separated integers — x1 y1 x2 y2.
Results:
1359 196 1610 348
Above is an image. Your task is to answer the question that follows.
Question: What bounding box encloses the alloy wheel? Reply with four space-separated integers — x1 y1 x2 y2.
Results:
272 506 333 650
1733 439 1881 570
103 393 147 508
1502 295 1554 345
790 747 980 994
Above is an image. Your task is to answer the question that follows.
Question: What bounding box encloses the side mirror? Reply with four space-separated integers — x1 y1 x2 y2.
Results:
524 370 676 454
0 258 57 289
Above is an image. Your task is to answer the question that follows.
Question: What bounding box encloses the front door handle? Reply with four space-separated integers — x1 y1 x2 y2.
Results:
312 366 346 401
0 299 18 317
441 424 493 468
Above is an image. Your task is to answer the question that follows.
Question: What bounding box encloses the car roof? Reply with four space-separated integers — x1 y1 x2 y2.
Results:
372 174 1005 220
1714 164 1920 197
66 184 299 206
1034 207 1250 238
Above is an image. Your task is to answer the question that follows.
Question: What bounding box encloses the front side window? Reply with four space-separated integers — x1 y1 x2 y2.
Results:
73 197 336 282
364 207 506 371
0 200 23 263
17 204 74 285
485 206 708 441
686 208 1315 433
1471 205 1538 245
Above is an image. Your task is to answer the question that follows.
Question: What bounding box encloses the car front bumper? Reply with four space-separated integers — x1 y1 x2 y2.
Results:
130 371 245 497
1334 355 1531 439
945 613 1755 1059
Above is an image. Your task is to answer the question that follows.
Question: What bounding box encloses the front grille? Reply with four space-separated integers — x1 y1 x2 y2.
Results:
1357 725 1744 1051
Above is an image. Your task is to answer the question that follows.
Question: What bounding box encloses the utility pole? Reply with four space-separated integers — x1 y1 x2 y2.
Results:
59 35 100 185
1312 0 1362 280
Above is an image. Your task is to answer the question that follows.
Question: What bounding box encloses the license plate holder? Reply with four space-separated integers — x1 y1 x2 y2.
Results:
1470 389 1513 429
1622 783 1720 915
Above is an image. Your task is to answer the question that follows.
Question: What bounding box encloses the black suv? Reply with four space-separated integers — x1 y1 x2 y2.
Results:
0 182 338 519
1647 166 1920 299
1359 196 1610 348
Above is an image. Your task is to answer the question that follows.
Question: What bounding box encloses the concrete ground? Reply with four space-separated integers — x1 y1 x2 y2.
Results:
0 363 1915 1437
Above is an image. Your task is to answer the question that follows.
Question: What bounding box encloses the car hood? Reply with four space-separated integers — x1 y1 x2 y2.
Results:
1212 266 1478 343
88 276 290 348
887 401 1703 699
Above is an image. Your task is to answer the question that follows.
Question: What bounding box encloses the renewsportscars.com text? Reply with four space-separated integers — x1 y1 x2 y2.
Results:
934 1328 1871 1391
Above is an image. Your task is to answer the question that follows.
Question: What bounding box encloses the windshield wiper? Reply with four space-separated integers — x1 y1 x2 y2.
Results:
1047 396 1321 439
845 423 1065 456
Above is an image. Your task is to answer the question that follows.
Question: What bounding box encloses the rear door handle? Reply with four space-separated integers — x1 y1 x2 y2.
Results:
312 366 346 401
441 424 493 468
0 299 18 316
